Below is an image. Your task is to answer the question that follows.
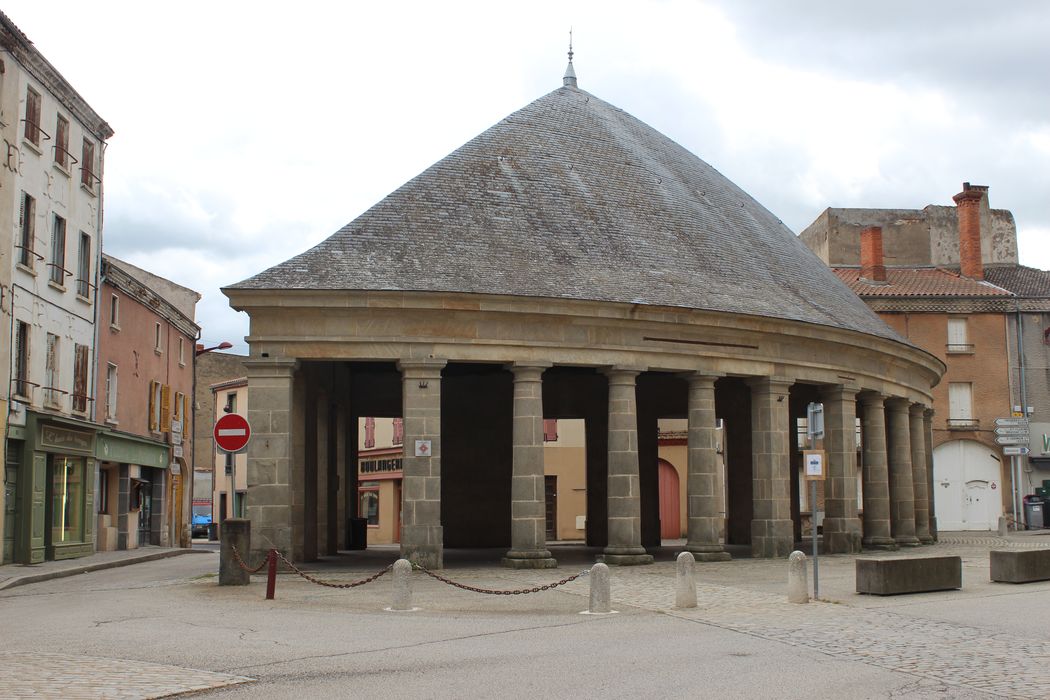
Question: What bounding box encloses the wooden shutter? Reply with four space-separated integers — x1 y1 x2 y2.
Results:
543 419 559 442
149 380 159 431
392 417 404 446
73 344 88 412
948 383 973 420
364 417 376 448
160 384 172 431
947 318 967 347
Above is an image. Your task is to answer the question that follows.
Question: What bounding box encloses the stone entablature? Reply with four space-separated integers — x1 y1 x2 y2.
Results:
226 290 941 407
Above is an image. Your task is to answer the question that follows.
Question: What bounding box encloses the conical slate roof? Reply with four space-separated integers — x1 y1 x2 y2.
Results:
231 84 900 341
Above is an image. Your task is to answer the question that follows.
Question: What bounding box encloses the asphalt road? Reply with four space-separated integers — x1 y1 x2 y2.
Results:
5 541 1042 699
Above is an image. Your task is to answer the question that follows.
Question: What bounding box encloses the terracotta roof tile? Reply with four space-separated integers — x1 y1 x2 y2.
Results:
833 268 1013 297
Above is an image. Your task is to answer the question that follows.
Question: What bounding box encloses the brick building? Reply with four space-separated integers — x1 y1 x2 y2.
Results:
801 183 1042 531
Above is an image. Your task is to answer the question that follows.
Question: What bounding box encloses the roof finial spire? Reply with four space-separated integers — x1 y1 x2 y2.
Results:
563 28 577 88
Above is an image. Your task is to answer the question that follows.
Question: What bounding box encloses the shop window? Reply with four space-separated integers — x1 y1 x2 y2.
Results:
51 456 85 544
98 469 109 515
18 192 35 268
359 488 379 526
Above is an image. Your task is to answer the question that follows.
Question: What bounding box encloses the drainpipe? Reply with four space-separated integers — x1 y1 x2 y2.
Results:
1015 306 1028 527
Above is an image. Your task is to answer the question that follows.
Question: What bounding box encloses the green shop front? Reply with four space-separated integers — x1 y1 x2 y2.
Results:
6 410 99 564
95 429 172 551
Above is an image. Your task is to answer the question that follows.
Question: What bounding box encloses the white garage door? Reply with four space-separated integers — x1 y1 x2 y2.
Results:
933 439 1003 531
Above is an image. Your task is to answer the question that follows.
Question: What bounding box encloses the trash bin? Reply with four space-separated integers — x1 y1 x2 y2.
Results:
1024 495 1045 530
347 517 368 550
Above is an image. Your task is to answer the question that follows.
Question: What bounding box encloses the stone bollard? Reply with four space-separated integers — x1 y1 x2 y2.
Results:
788 550 809 604
386 559 415 611
585 562 615 614
219 518 251 586
998 516 1008 538
675 551 697 608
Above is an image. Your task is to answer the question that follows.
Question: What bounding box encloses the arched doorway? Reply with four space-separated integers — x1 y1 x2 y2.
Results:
658 459 681 540
933 439 1003 531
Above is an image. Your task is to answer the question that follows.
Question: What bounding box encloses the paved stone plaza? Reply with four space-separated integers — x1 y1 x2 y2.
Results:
2 534 1049 698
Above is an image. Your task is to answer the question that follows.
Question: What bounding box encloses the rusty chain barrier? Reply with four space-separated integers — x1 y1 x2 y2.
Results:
273 549 393 589
230 545 271 574
411 562 590 595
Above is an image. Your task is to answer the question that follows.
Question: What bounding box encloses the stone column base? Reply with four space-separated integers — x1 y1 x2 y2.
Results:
895 535 922 547
603 545 653 566
686 544 731 561
822 518 863 554
750 519 794 559
918 534 935 544
502 550 558 569
862 536 899 551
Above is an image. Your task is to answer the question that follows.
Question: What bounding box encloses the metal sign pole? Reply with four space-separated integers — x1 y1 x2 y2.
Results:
811 479 819 599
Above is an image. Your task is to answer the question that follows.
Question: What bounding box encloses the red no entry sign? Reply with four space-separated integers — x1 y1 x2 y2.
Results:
214 413 251 453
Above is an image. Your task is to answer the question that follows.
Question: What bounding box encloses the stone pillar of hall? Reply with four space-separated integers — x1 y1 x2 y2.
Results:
602 368 653 565
503 364 558 569
924 408 938 541
821 384 862 554
858 392 896 549
244 357 299 561
748 377 795 558
685 373 730 561
910 404 933 544
399 359 447 569
886 397 920 546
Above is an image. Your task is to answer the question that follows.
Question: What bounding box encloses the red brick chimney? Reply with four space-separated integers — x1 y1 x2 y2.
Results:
953 182 987 280
859 225 887 283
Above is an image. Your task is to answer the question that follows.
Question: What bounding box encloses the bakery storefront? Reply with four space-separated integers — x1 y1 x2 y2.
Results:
7 409 97 563
357 452 402 545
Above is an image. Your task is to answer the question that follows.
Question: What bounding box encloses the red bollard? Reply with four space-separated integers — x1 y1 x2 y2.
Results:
265 549 277 600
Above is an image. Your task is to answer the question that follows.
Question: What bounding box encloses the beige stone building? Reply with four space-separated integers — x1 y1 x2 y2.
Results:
224 61 943 568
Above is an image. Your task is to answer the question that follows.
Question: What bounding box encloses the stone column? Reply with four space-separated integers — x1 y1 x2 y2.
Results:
399 359 446 569
924 407 938 541
858 392 895 549
685 373 730 561
886 397 920 546
503 363 557 569
244 357 299 560
748 377 794 558
603 368 653 565
821 384 862 554
910 404 933 543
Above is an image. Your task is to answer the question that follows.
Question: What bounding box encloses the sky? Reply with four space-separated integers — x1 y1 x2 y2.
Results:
7 1 1049 352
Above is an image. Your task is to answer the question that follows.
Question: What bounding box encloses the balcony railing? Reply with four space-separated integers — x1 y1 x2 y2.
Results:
946 343 975 354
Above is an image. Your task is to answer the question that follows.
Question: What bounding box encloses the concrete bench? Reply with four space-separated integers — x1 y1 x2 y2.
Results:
856 556 961 595
990 549 1050 583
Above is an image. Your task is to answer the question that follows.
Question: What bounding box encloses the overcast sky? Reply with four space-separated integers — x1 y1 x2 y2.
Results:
8 1 1049 352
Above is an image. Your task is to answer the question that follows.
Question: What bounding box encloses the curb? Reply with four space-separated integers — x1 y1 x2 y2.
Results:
0 549 211 592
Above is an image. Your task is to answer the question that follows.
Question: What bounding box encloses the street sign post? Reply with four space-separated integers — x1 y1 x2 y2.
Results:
214 413 251 453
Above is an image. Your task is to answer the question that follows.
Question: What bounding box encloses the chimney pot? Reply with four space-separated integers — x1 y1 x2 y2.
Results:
953 183 986 280
859 225 887 283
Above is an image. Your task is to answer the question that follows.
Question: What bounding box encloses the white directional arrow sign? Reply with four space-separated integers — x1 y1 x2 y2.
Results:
995 417 1029 427
995 426 1031 436
995 435 1030 445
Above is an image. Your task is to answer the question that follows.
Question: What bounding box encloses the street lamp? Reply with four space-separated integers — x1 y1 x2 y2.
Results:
196 341 233 356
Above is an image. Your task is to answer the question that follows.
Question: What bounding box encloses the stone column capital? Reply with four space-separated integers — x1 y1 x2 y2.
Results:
909 403 929 417
243 356 299 378
506 362 552 383
924 407 935 420
746 375 793 391
397 358 447 378
682 371 724 388
884 396 911 413
601 366 644 383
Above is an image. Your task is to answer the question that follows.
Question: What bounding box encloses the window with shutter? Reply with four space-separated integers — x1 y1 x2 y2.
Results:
364 417 376 448
24 87 41 145
149 380 160 431
18 192 35 268
543 419 558 442
73 344 89 413
106 364 118 420
55 115 69 168
76 233 91 298
946 318 971 353
50 215 66 285
81 138 95 189
14 321 30 399
44 333 59 406
947 382 975 428
160 384 172 431
392 418 404 446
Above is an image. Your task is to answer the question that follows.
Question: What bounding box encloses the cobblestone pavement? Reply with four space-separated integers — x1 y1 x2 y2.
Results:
0 652 252 699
